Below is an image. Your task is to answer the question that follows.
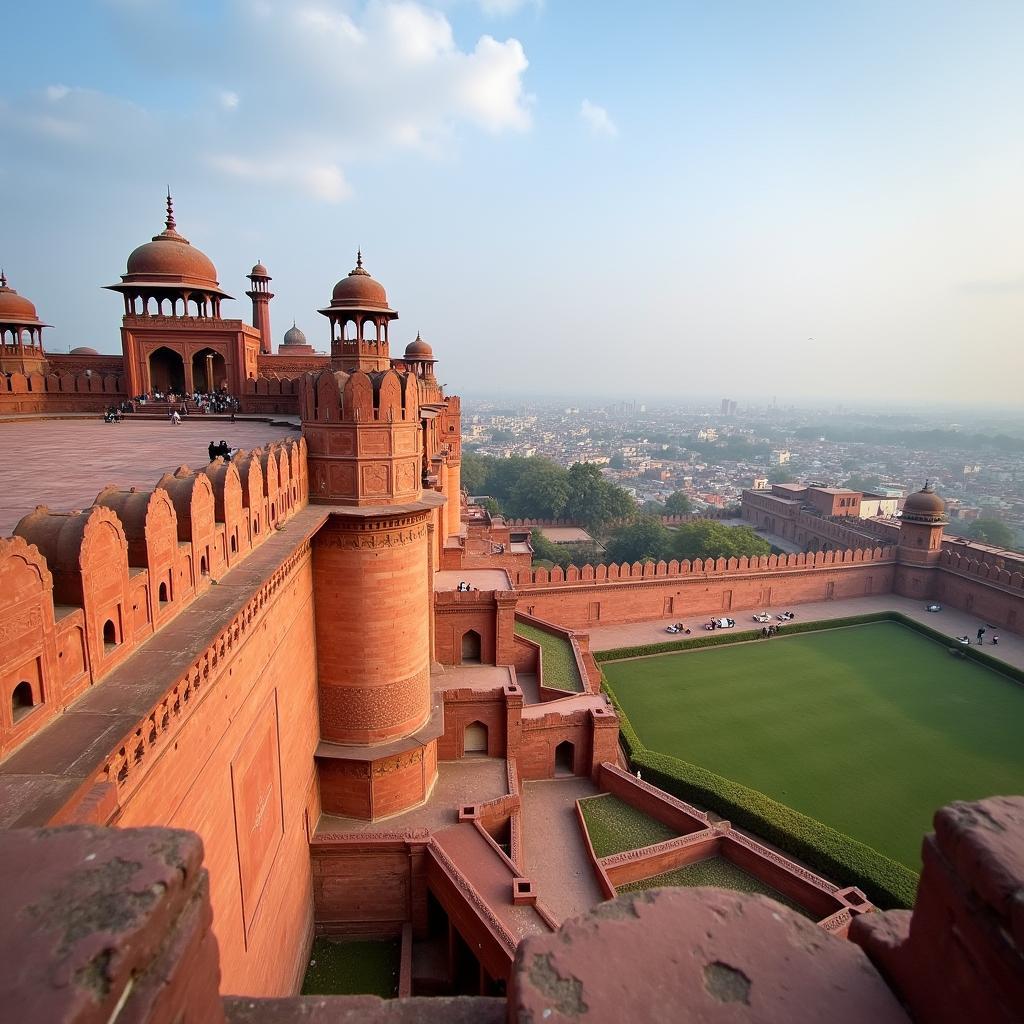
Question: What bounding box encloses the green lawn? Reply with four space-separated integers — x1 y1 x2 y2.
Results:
602 622 1024 869
515 621 584 692
301 938 400 997
578 793 679 857
617 856 811 917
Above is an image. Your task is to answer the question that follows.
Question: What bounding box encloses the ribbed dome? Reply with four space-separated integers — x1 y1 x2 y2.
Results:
329 251 391 310
0 279 41 323
69 346 100 355
405 332 433 358
282 324 308 347
902 482 946 522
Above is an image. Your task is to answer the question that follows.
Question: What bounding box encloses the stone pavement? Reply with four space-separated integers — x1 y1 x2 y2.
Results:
587 592 1024 671
521 777 605 924
0 418 296 536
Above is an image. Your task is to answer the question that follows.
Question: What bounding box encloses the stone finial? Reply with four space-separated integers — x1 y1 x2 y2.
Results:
165 188 176 232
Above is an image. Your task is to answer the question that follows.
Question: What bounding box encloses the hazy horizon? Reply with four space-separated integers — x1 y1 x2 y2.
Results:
2 1 1022 403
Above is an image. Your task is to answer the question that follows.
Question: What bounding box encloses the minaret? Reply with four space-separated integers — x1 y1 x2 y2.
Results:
245 261 274 355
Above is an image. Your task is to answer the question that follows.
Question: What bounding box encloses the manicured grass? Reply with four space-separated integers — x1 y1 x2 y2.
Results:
578 793 678 857
602 621 1024 869
618 856 812 918
301 937 400 997
515 622 584 692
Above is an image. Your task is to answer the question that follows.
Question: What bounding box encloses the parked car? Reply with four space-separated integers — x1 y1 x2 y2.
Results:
777 611 796 621
752 612 772 623
926 603 942 612
705 617 736 630
665 622 691 634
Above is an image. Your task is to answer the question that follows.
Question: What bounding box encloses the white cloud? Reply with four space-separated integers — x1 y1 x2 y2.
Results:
580 99 617 138
208 154 353 203
476 0 541 15
8 1 535 203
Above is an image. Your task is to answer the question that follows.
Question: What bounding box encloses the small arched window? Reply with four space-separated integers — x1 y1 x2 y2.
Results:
12 681 35 723
158 581 169 604
103 619 118 647
200 555 209 576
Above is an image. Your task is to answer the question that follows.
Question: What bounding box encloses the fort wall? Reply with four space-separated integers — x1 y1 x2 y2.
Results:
511 548 896 629
0 367 127 413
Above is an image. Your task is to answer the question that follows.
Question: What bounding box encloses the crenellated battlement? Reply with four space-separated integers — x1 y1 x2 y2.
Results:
0 436 308 758
513 545 897 588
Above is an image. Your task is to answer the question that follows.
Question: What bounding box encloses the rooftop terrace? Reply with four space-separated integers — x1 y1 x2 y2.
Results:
0 418 295 535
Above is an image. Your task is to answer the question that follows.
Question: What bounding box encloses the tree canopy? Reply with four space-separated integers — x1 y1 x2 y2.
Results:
603 517 770 565
964 518 1017 549
663 491 693 515
460 454 635 530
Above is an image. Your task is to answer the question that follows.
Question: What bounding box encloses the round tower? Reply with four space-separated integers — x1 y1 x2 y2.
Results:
304 261 445 819
895 481 947 598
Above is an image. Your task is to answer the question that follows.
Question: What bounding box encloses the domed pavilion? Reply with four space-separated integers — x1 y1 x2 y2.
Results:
105 194 262 399
0 270 50 374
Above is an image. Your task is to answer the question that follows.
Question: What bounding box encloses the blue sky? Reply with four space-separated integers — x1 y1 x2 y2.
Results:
1 1 1022 403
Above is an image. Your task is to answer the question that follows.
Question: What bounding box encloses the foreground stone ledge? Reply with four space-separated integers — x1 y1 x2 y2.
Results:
509 887 909 1024
851 795 1024 1023
0 825 223 1024
224 995 504 1023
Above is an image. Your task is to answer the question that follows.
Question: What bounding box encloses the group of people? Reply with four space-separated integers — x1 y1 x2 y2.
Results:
455 581 477 592
958 627 999 646
192 391 239 416
208 440 234 462
665 622 691 634
760 624 783 638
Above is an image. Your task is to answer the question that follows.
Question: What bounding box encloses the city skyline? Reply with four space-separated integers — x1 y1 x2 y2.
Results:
2 0 1022 402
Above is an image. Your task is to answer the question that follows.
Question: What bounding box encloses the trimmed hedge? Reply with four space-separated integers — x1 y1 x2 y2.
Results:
596 611 972 910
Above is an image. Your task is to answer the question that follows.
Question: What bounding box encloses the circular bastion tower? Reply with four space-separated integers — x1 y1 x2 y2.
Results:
895 481 947 599
302 254 445 819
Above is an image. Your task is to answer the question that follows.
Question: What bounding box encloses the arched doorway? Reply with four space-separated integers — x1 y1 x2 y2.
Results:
12 681 35 724
149 347 185 394
464 721 488 756
191 347 227 393
554 740 575 777
461 629 482 664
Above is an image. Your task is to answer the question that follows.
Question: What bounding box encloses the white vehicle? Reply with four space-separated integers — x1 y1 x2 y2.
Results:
926 603 942 612
705 617 736 630
752 612 772 623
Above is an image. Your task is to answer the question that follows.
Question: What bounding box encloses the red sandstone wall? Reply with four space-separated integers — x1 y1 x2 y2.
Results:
437 689 507 760
0 366 126 413
516 560 895 629
115 553 320 997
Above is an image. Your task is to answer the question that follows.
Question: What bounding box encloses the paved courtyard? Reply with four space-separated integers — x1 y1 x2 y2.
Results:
0 418 296 536
588 593 1024 672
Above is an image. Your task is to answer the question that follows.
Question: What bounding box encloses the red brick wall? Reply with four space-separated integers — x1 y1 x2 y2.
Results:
516 562 895 629
437 689 507 759
115 554 320 997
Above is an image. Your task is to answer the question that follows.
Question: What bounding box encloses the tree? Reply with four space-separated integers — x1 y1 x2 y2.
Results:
461 452 493 495
507 458 570 519
604 518 672 564
641 499 666 516
478 496 501 517
490 428 514 444
609 453 626 470
965 519 1016 549
530 529 563 566
843 474 881 493
563 462 635 532
663 491 693 516
768 469 798 484
671 521 770 562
